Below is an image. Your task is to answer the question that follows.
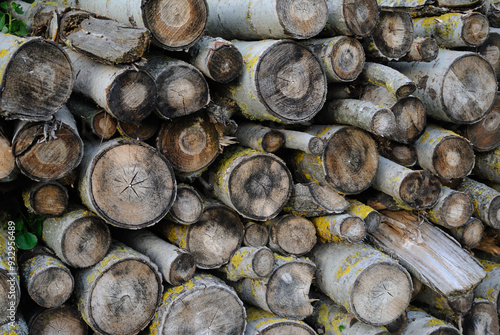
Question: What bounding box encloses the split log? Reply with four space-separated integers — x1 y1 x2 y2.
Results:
0 228 20 325
478 28 500 80
0 34 73 121
116 229 196 286
12 105 84 182
463 298 500 335
447 217 484 248
473 259 500 314
74 241 162 335
234 254 316 319
401 308 460 334
205 0 328 40
187 36 243 83
116 115 159 141
301 36 365 83
156 202 244 269
149 274 246 334
22 181 68 218
79 138 176 229
223 39 327 124
277 129 324 155
0 313 28 334
265 214 317 256
361 62 416 99
373 136 418 167
322 0 379 37
0 130 17 183
427 186 473 229
290 125 379 195
42 208 111 268
20 253 73 308
221 246 275 281
245 307 316 335
282 182 349 217
457 104 500 152
166 183 203 225
66 96 117 140
210 147 292 221
371 157 441 209
27 304 88 335
311 213 366 243
157 111 220 179
389 49 497 124
371 211 486 299
312 241 412 326
473 148 500 184
457 177 500 229
138 56 209 119
412 12 489 48
346 199 381 233
66 48 156 123
400 37 440 62
243 221 270 248
235 123 285 153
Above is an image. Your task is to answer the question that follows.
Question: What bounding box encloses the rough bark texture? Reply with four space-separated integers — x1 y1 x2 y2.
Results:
312 213 366 243
401 308 460 334
427 186 473 229
361 62 416 99
23 181 68 218
221 246 275 281
346 199 381 233
322 0 379 37
474 259 500 315
265 214 317 256
245 307 316 334
0 313 28 334
278 129 325 155
457 177 500 229
473 148 500 184
235 123 285 153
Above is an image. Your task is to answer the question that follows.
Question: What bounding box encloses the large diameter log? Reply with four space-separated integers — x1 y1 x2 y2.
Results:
478 28 500 80
447 217 484 248
312 241 412 326
372 157 441 209
346 199 381 233
205 0 328 40
463 298 500 335
116 115 159 141
224 39 327 124
27 304 88 335
0 313 28 334
400 37 440 62
79 138 176 229
245 307 316 335
222 246 275 281
427 186 473 229
166 184 203 225
23 181 68 218
322 0 379 37
389 49 497 124
43 208 111 268
117 229 196 286
474 259 500 315
75 241 162 335
243 222 270 247
13 105 83 182
211 147 292 221
66 96 117 140
361 62 416 99
67 48 156 123
235 123 285 153
312 213 366 243
265 214 317 256
0 130 17 183
291 125 379 195
373 136 418 167
149 274 246 335
0 228 20 325
457 177 500 229
401 308 460 335
473 148 500 183
278 129 324 155
458 104 500 152
0 34 73 121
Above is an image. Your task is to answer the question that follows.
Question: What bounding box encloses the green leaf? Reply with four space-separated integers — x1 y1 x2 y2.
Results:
34 221 42 237
339 325 345 331
14 219 23 231
14 6 23 15
15 231 37 250
0 2 9 10
0 13 5 31
1 26 8 33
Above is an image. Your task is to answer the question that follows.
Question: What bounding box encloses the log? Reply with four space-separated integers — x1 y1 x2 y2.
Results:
312 241 412 326
210 147 292 221
221 246 275 281
361 62 416 100
235 123 285 153
0 34 73 121
322 0 379 37
301 36 365 83
234 254 316 319
462 298 500 335
385 311 408 335
401 308 460 334
0 130 17 183
265 214 317 256
457 104 500 152
79 138 176 229
427 186 473 229
27 304 88 335
66 96 117 140
42 208 111 268
116 115 159 141
205 0 328 40
0 313 28 334
489 0 500 27
372 157 441 209
457 177 500 229
22 181 68 218
222 39 327 124
311 213 366 243
361 189 414 212
400 37 440 63
166 183 203 225
74 241 162 335
346 199 381 233
116 229 196 286
156 202 244 269
290 125 379 195
0 227 20 325
277 128 324 155
243 221 270 248
478 28 500 80
245 307 316 335
389 49 497 124
447 217 484 248
12 105 84 182
373 136 418 167
473 148 500 184
66 48 156 123
473 259 500 315
327 82 363 100
149 274 246 334
414 285 474 319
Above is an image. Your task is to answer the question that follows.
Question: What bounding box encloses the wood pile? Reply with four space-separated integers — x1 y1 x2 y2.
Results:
2 0 500 334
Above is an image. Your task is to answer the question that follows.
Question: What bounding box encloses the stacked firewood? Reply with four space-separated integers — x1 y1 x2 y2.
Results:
1 0 500 334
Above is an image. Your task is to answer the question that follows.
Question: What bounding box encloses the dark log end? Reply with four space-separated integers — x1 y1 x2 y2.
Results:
384 311 408 334
331 36 366 82
244 222 270 247
364 211 382 234
117 114 159 141
419 38 440 62
395 82 417 100
375 136 418 167
252 247 275 277
439 192 473 228
276 0 328 39
169 251 196 286
308 136 325 156
28 266 73 308
433 136 475 180
208 44 244 83
343 0 380 37
447 292 474 314
0 271 20 324
462 12 490 47
399 170 441 209
0 134 15 180
29 182 68 217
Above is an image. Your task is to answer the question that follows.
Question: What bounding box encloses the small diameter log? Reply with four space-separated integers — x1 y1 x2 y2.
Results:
157 111 220 179
457 178 500 229
389 49 497 124
265 214 317 256
224 39 327 124
372 157 441 209
371 211 486 298
221 246 275 281
188 36 243 83
278 129 324 155
234 254 316 319
473 148 500 184
116 115 159 141
0 228 20 325
66 96 117 140
361 62 416 99
447 217 484 248
0 313 28 334
322 0 379 37
291 125 379 194
20 254 73 308
79 138 176 229
157 202 244 269
139 56 209 119
346 199 381 233
66 48 156 123
478 28 500 80
374 136 418 167
74 241 162 335
43 208 111 268
244 221 270 247
0 130 17 183
312 241 412 326
312 213 366 243
149 274 246 335
166 183 203 225
245 307 316 335
361 190 414 212
427 186 473 229
0 34 73 121
414 285 473 319
474 259 500 314
13 105 84 182
27 304 88 335
117 229 196 286
235 123 285 153
400 37 439 62
210 147 292 221
462 298 500 335
301 36 365 83
282 182 349 217
458 104 500 152
413 12 489 48
22 181 68 218
205 0 328 40
401 308 460 334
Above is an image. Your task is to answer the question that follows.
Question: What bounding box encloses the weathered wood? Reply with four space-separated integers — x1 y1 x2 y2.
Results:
447 217 484 248
221 246 275 281
457 177 500 229
385 311 408 335
373 136 418 167
361 62 416 99
458 103 500 152
414 285 473 320
427 186 473 229
472 148 500 184
66 96 117 140
166 183 204 225
265 214 317 256
79 138 176 229
400 37 440 62
235 123 285 153
401 308 460 334
346 199 381 233
327 82 363 100
149 274 246 335
361 189 414 212
312 213 366 243
322 0 379 37
474 259 500 315
27 304 88 335
0 130 17 183
116 115 159 141
478 28 500 80
278 129 324 155
312 241 412 326
245 307 316 335
463 298 500 335
0 228 20 325
243 221 270 248
22 181 68 218
0 313 28 334
74 241 162 335
389 49 497 124
489 0 500 27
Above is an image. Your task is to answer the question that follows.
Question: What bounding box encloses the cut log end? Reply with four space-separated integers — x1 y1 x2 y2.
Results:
459 218 484 247
270 215 317 256
462 12 490 47
371 107 394 137
0 271 19 324
252 248 275 277
93 111 117 139
27 265 73 308
396 83 417 100
330 36 365 82
488 195 500 229
207 44 243 83
0 134 15 180
392 96 426 143
28 182 68 217
244 222 270 247
169 185 203 224
117 115 159 141
462 108 500 152
28 305 87 335
399 171 441 209
371 11 414 59
438 192 473 228
169 252 197 286
406 37 439 62
341 216 366 242
433 136 475 180
276 0 328 39
262 130 286 153
463 300 500 335
343 0 380 37
308 136 324 156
